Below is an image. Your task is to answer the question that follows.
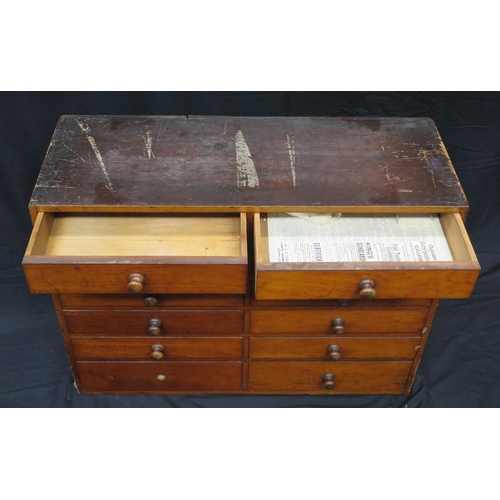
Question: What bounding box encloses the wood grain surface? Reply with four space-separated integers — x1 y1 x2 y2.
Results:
77 361 243 393
24 115 479 396
71 337 243 360
247 361 411 394
249 337 420 360
30 115 468 213
250 309 428 334
59 293 244 309
64 310 244 335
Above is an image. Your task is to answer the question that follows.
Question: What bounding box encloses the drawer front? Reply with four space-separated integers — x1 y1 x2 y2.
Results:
23 212 248 295
250 309 428 334
255 268 480 300
77 361 242 393
249 337 420 360
60 294 244 309
247 362 411 394
25 262 247 295
65 310 244 335
72 337 243 360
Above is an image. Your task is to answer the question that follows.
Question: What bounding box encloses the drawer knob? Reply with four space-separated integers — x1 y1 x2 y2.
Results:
322 373 336 390
148 318 162 336
358 279 376 300
151 344 165 360
327 344 341 360
331 318 345 335
128 273 145 293
144 296 158 307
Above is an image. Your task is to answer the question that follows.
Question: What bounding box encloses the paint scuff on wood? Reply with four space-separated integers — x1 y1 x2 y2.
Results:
235 130 260 188
143 128 153 159
286 133 297 187
76 119 114 190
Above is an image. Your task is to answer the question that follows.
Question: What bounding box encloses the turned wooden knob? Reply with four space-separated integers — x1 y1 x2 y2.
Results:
322 373 336 390
148 318 162 336
358 279 376 300
327 344 341 360
331 318 345 335
128 273 145 293
150 344 165 360
144 296 158 307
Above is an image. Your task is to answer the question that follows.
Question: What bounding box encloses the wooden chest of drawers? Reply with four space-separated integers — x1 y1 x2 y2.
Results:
22 115 480 395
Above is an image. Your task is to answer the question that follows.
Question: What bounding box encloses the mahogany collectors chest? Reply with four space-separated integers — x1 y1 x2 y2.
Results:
22 115 480 395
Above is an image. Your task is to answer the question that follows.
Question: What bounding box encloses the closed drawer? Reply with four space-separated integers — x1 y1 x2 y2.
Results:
249 337 420 360
250 297 432 308
77 361 242 393
250 309 428 334
60 293 244 309
72 337 243 360
254 213 480 300
65 310 244 335
23 212 247 294
247 362 411 394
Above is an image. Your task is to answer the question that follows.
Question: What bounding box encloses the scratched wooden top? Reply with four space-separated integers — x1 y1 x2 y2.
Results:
29 115 468 212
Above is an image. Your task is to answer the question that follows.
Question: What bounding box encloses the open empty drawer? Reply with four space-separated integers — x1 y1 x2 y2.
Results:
254 212 480 300
23 212 248 294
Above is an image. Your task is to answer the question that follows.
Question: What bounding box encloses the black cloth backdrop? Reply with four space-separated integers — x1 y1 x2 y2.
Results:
1 91 498 408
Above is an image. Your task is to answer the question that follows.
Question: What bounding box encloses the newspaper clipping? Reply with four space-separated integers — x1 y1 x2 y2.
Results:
266 213 453 263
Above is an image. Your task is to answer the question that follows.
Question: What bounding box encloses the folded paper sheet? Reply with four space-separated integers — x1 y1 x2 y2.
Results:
267 213 453 263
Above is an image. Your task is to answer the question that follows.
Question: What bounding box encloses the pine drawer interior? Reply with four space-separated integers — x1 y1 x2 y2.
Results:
26 212 247 258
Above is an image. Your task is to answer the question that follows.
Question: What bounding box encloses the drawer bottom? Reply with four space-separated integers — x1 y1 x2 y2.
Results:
77 361 242 394
248 362 412 394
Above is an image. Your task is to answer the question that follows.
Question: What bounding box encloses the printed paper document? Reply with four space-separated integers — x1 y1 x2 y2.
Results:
266 213 453 263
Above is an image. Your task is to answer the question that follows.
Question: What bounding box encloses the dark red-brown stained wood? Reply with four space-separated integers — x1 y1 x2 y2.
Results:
77 361 242 393
59 293 244 309
64 310 244 335
30 115 468 214
249 296 432 308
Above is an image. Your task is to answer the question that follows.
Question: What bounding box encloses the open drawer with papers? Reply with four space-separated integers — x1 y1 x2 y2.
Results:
254 212 480 300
